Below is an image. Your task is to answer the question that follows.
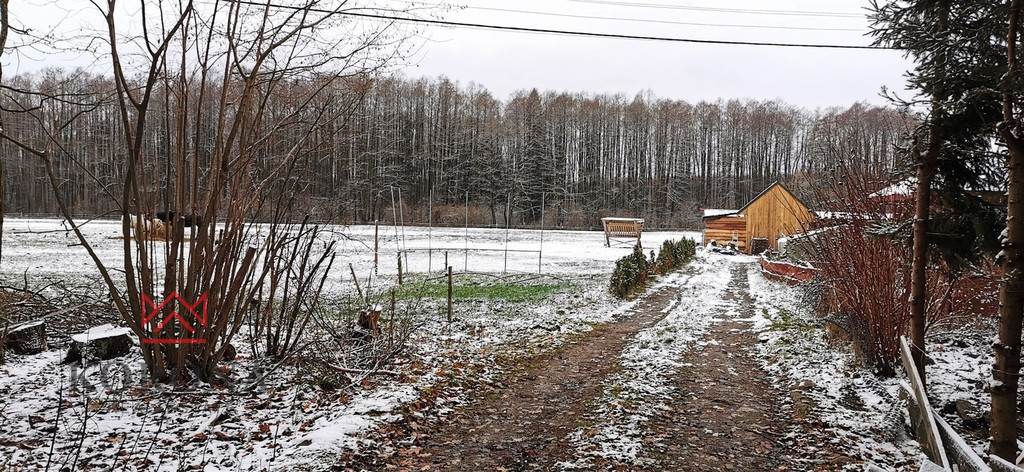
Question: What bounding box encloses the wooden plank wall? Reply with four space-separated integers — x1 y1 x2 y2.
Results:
744 185 813 251
704 216 747 248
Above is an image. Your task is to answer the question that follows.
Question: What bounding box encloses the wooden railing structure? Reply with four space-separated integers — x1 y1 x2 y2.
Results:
899 336 1024 472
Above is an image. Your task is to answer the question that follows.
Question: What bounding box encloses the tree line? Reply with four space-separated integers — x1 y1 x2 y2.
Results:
0 71 913 229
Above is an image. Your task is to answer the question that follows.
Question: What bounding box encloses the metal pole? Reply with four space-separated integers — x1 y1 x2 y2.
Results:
504 198 510 273
391 186 400 251
374 219 379 273
428 189 433 274
398 187 408 269
539 192 545 274
464 191 469 272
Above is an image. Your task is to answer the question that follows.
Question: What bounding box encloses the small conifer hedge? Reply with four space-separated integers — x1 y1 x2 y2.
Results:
610 238 696 299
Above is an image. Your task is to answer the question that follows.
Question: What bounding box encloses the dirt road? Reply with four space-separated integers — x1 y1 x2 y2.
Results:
340 257 846 471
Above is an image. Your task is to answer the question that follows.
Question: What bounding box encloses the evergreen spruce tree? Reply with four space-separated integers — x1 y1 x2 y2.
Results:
873 0 1024 461
871 0 1006 382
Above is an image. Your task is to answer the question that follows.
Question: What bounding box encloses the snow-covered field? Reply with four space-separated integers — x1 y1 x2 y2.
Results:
1 218 699 286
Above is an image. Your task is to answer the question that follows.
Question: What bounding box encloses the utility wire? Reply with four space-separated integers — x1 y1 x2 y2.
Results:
231 0 892 50
464 5 866 32
566 0 864 18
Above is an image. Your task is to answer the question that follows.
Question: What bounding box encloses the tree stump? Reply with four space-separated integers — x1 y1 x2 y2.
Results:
358 305 382 335
352 305 383 343
64 324 134 364
4 321 48 355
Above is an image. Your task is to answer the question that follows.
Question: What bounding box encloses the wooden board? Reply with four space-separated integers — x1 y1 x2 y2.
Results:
900 336 950 469
704 215 747 246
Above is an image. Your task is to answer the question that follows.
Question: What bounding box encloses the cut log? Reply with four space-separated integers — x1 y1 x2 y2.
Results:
221 343 237 361
4 321 48 355
64 324 134 364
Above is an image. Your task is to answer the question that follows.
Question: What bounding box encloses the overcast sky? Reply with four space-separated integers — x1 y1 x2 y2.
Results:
4 0 915 110
397 0 915 109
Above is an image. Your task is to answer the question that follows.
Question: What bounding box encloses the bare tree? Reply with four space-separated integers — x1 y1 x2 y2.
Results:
1 0 421 382
2 71 915 230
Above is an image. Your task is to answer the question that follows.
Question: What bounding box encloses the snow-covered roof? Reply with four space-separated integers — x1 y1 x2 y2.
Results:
812 211 892 220
869 176 1006 199
868 179 915 199
702 209 739 218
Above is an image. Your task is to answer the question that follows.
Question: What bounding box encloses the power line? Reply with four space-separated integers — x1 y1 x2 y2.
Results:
231 0 891 50
465 5 866 32
566 0 864 18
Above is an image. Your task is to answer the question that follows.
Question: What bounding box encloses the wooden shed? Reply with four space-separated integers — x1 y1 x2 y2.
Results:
701 210 748 251
702 182 814 254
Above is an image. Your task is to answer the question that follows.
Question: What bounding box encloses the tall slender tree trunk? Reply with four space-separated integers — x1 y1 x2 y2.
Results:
991 0 1024 461
910 132 938 384
0 0 9 266
909 0 948 386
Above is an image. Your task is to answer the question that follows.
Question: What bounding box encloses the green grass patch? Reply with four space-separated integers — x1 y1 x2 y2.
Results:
767 307 814 332
394 280 571 303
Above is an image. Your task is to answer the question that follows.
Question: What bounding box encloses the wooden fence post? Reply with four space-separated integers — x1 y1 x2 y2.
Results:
389 288 396 337
374 220 379 273
447 265 453 323
397 252 403 285
349 263 365 304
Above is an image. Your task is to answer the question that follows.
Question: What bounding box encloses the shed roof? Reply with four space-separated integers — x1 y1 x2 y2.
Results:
702 208 740 218
737 181 813 214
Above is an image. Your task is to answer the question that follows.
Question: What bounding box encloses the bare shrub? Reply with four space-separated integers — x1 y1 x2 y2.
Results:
805 169 999 375
811 224 911 374
0 1 421 383
300 290 419 389
247 220 336 358
464 204 493 227
431 205 464 227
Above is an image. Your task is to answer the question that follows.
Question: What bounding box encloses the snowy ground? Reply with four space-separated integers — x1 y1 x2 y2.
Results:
0 218 697 471
0 218 1001 470
746 261 1009 469
746 262 922 469
559 259 732 468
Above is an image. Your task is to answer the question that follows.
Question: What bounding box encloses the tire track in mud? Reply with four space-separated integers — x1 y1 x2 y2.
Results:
339 256 846 471
341 269 697 471
636 261 802 471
